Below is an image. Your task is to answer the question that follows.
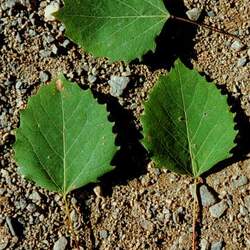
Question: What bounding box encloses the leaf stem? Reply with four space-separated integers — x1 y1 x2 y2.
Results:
63 194 80 249
192 177 198 250
171 15 239 39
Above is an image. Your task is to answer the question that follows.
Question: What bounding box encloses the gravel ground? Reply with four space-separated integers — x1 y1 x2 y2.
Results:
0 0 249 249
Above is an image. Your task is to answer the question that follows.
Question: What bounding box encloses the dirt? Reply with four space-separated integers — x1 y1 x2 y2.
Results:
0 0 249 249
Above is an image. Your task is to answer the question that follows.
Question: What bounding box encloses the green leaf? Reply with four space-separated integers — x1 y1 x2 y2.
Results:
14 75 116 195
55 0 169 62
141 59 237 177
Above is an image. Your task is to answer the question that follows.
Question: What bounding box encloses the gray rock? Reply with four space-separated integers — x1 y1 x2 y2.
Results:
231 40 244 51
6 217 16 236
26 203 36 213
186 8 202 21
53 236 67 250
51 44 58 55
209 200 228 218
40 49 51 58
0 239 9 250
200 239 209 250
108 76 129 97
244 195 250 211
207 11 215 17
61 39 70 48
231 175 248 189
99 230 108 239
240 205 248 216
70 209 78 222
88 75 97 84
39 71 49 82
211 240 223 250
29 191 41 203
237 57 247 67
5 0 17 8
200 185 217 207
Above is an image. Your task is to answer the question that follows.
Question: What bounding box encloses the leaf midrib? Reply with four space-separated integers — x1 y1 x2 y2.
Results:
63 15 168 19
177 65 196 176
60 92 67 195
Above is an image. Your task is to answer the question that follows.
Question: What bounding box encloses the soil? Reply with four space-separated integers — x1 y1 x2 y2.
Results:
0 0 249 250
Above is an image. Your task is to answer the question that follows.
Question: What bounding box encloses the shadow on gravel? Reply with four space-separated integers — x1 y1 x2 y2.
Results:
140 0 198 70
90 91 148 195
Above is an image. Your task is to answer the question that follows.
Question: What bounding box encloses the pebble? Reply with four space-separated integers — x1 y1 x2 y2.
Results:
70 209 78 222
199 185 217 207
231 175 248 189
5 0 17 9
108 76 130 97
44 2 60 22
140 219 154 233
186 8 202 21
244 196 250 211
209 200 228 218
99 230 108 239
231 40 244 51
237 57 247 67
53 236 67 250
26 203 37 213
211 240 223 250
6 217 16 236
207 10 215 17
29 191 41 203
61 39 70 48
51 44 58 55
88 75 97 84
200 239 209 250
239 205 248 216
39 71 49 82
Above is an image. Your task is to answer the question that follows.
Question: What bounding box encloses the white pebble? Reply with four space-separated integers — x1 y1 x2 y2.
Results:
44 2 60 22
108 76 129 97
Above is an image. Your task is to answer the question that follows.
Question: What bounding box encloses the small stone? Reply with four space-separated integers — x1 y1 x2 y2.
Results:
247 49 250 58
211 240 223 250
231 40 244 51
199 185 217 207
51 44 58 55
88 75 97 84
140 219 154 233
26 203 37 213
209 201 228 218
53 236 67 250
29 191 41 203
231 175 248 189
39 71 49 82
240 205 248 216
61 39 70 48
40 49 51 58
207 10 215 17
5 0 17 8
200 239 209 250
99 230 108 239
186 8 202 21
244 196 250 211
108 76 130 97
237 57 247 67
6 217 16 236
44 2 60 22
70 209 78 222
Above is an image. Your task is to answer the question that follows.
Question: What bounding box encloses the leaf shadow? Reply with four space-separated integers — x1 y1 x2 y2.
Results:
138 0 198 70
91 91 149 195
